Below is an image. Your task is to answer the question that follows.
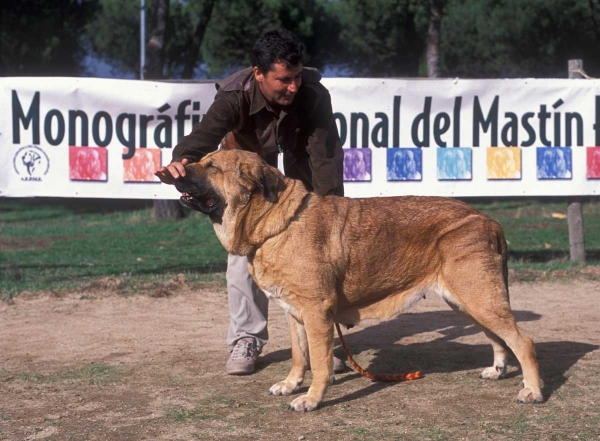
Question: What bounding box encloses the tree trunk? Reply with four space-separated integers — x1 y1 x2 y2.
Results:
427 0 443 78
146 0 169 79
153 199 186 220
145 0 185 219
181 0 217 79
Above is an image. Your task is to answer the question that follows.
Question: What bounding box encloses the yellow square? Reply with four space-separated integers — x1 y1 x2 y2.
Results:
487 147 522 180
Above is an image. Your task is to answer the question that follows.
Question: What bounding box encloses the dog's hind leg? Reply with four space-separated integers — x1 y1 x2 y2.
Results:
444 301 508 380
441 267 543 404
269 314 309 396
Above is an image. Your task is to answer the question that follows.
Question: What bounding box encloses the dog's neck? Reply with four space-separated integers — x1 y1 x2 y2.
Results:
226 177 310 256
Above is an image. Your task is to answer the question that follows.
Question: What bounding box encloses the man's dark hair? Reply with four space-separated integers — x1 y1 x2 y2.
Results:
252 28 306 74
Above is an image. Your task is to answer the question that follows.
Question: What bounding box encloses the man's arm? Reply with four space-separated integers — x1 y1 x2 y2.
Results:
304 86 345 197
155 91 242 184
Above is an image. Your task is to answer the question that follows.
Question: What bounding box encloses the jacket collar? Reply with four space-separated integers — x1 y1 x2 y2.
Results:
249 76 270 115
248 73 299 116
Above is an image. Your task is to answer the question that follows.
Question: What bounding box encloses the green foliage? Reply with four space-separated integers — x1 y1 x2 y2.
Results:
441 0 600 78
85 0 142 76
3 0 600 78
201 0 281 76
0 0 99 76
325 0 429 77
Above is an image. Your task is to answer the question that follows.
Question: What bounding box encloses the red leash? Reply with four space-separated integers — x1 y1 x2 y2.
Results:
335 323 423 382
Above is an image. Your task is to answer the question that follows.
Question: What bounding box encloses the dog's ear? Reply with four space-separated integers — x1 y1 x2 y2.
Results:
238 162 284 204
259 165 283 203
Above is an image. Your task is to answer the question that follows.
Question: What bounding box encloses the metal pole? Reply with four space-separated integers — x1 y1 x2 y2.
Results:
567 59 586 262
140 0 146 80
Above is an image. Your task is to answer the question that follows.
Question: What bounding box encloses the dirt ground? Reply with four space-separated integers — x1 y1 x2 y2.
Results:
1 278 599 441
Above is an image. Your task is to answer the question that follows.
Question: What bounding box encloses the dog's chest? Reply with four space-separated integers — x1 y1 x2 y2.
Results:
249 255 300 318
262 286 298 317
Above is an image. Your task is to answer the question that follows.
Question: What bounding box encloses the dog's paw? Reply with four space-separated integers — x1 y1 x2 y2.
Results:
516 387 543 404
480 366 506 381
288 394 320 412
269 381 300 396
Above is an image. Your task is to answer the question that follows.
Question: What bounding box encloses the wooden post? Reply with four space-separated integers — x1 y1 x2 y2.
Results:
567 59 586 262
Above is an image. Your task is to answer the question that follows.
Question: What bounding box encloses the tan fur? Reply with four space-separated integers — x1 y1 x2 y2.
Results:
181 150 543 412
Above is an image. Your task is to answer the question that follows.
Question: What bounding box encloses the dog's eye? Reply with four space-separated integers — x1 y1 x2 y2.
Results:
206 162 221 172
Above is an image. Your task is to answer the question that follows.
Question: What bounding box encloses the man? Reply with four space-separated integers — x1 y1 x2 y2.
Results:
155 28 346 375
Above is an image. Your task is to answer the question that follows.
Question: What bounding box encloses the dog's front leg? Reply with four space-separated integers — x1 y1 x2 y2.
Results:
288 312 333 412
269 314 309 396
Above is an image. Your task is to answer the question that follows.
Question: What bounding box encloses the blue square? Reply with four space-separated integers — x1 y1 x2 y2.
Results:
437 148 472 180
387 148 423 181
536 147 572 179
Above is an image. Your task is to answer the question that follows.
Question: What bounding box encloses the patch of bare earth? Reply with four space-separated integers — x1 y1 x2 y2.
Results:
0 237 51 252
1 280 599 441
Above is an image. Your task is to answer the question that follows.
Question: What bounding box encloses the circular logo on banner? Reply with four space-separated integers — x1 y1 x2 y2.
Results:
13 145 50 181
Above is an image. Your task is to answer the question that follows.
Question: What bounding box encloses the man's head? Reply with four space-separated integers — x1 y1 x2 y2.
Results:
252 29 306 107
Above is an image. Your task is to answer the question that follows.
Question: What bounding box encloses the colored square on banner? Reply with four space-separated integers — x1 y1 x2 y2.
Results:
69 146 108 181
343 148 372 181
123 148 161 182
536 147 572 179
387 148 422 181
437 147 472 180
487 147 522 180
587 147 600 179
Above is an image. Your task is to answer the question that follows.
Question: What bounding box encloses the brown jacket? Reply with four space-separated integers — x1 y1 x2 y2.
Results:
172 67 344 196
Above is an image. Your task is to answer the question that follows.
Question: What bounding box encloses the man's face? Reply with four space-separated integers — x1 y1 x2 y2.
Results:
254 61 302 107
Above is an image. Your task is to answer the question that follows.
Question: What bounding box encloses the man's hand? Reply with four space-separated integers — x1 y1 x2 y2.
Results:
154 158 190 185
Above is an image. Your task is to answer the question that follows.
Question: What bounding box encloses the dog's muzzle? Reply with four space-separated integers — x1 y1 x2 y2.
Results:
179 191 221 214
174 178 224 216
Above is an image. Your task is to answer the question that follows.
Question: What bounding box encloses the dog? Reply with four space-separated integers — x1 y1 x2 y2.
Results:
173 149 543 412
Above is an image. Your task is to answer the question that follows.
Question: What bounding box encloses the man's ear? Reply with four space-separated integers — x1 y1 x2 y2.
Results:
253 66 264 84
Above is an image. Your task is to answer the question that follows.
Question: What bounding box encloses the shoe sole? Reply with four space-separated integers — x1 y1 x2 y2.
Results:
225 367 255 375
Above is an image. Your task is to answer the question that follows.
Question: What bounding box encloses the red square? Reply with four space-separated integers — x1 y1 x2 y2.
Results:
69 146 108 181
587 147 600 179
123 148 161 182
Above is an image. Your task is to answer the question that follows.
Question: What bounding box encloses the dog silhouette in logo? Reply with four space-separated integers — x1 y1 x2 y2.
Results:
21 150 41 176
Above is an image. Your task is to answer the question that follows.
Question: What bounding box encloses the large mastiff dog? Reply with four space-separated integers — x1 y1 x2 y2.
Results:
174 149 543 412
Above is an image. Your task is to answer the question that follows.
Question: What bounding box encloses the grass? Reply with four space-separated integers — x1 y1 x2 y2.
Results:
471 198 600 256
0 198 228 299
5 363 120 386
1 197 600 300
470 198 600 277
164 406 212 422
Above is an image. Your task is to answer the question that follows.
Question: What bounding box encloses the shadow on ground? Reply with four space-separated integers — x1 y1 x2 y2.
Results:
259 309 598 407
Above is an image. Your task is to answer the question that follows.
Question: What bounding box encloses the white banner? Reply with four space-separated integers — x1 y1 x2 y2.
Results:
1 76 599 199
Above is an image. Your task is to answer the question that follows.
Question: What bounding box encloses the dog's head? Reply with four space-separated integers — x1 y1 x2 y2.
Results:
174 150 285 221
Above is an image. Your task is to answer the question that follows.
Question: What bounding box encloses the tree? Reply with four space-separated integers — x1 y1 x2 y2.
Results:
200 0 281 76
324 0 427 77
0 0 99 76
85 0 143 77
426 0 445 78
180 0 217 79
441 0 600 78
145 0 170 79
143 0 187 219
